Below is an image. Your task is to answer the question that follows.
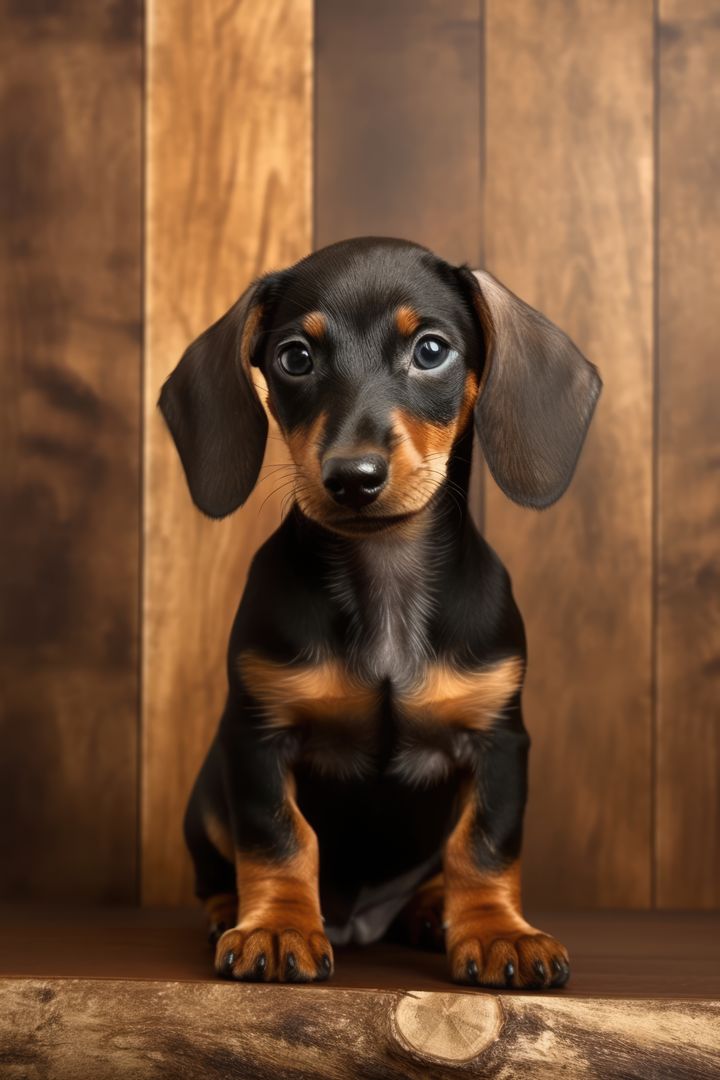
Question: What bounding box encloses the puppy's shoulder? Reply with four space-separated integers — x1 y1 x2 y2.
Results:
228 514 334 662
435 523 526 661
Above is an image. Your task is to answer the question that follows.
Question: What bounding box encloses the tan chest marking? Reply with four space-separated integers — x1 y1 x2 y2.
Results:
238 652 379 729
397 656 524 730
240 651 522 733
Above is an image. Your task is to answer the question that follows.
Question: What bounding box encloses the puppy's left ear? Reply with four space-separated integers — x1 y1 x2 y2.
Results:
459 267 602 509
158 283 269 519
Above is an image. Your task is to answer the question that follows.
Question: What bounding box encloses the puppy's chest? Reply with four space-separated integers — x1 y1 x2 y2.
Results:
240 541 521 783
238 645 523 786
329 538 434 687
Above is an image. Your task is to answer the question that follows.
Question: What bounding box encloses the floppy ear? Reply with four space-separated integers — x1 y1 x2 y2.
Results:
158 284 268 519
463 268 602 509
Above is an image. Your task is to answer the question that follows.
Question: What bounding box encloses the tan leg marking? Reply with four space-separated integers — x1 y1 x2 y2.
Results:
214 787 333 983
444 794 570 989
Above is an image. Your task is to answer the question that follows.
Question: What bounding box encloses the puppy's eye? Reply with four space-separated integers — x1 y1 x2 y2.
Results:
412 336 454 371
278 343 313 376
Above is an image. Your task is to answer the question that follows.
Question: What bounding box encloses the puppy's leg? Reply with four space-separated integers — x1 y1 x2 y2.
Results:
213 709 333 983
444 725 570 989
183 744 238 944
400 873 446 952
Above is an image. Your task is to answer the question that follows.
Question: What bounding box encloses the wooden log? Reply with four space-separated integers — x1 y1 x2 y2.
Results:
0 977 717 1079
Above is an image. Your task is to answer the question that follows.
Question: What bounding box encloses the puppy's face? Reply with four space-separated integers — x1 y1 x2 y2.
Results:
160 237 601 523
256 241 481 535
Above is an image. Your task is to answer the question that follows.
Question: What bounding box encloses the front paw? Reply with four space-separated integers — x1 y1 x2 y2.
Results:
449 929 570 990
215 924 334 983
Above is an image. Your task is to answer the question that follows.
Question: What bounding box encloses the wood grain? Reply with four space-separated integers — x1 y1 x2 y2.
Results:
143 0 313 904
314 0 483 267
2 908 718 999
0 1 142 900
656 0 720 907
483 0 655 906
0 968 717 1078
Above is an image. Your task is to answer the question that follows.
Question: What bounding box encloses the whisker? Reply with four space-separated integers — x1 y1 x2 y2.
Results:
257 477 299 514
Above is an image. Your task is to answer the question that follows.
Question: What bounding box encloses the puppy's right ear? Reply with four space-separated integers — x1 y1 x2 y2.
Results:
158 283 268 519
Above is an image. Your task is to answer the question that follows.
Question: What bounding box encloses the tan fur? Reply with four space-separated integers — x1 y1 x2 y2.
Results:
385 373 480 516
238 652 380 729
215 785 333 981
398 656 524 729
235 789 321 933
443 790 570 986
395 304 421 336
444 793 531 950
240 651 520 733
302 311 327 339
204 892 237 929
286 412 332 524
239 303 264 373
279 373 480 535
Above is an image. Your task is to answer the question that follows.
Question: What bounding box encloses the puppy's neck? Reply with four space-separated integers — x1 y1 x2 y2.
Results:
324 482 464 686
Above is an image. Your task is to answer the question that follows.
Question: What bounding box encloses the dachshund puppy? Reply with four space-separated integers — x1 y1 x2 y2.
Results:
160 237 601 989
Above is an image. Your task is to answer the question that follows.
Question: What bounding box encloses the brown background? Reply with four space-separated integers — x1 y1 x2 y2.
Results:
1 0 717 910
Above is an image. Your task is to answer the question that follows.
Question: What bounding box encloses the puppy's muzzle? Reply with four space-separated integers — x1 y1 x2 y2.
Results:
321 454 388 510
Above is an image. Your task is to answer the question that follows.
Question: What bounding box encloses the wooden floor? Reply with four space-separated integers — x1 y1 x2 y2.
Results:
1 908 718 1078
0 906 719 997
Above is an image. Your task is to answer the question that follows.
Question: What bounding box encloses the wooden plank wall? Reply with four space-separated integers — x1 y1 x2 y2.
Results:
0 1 142 902
1 0 717 908
656 0 720 907
482 0 655 907
314 0 483 265
142 0 313 904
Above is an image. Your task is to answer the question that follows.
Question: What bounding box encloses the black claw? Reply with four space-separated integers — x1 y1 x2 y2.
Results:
285 952 298 980
466 958 479 983
220 951 236 978
253 953 267 979
552 958 570 986
504 961 515 984
319 953 332 977
533 960 547 982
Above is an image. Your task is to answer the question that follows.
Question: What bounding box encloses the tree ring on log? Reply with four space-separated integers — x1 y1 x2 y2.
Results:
392 990 503 1064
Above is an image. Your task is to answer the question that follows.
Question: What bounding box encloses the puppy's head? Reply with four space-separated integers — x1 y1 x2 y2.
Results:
159 238 601 532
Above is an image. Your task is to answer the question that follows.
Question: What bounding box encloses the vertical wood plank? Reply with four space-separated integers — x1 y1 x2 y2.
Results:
315 0 483 268
656 0 720 907
0 2 142 900
484 0 654 906
143 0 313 904
315 0 486 529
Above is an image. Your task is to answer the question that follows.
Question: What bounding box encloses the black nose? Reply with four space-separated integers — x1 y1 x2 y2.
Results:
322 454 388 509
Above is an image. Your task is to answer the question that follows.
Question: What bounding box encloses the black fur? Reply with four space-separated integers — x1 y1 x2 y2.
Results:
165 237 601 949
